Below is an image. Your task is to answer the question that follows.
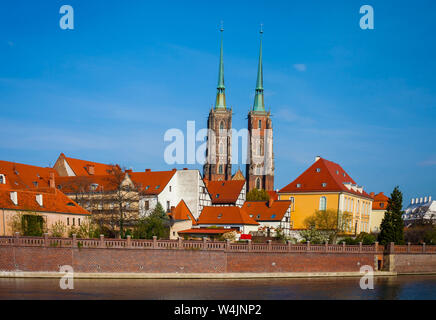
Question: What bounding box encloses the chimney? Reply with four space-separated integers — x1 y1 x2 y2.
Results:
315 156 321 162
268 198 274 208
172 168 177 172
36 194 43 207
10 191 18 205
49 172 55 188
145 169 151 172
370 192 375 198
125 169 132 173
87 165 95 175
183 168 188 170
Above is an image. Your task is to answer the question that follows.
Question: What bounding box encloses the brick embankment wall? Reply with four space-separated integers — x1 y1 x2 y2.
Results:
389 254 436 274
1 246 376 274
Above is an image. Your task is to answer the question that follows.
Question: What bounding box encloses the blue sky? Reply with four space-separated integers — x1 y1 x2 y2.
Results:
0 0 435 205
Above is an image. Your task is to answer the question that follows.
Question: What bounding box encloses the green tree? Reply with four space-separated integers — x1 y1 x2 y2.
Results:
378 186 405 245
133 202 170 239
246 189 270 201
49 221 67 237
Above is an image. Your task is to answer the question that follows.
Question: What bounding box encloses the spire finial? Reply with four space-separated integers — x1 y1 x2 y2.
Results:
253 26 265 113
215 24 226 109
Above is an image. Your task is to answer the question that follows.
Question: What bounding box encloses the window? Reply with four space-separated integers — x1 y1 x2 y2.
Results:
145 186 150 190
126 202 131 209
220 121 224 130
218 213 223 219
166 201 170 212
271 214 276 219
0 174 5 184
316 168 321 172
144 201 149 210
258 120 262 129
336 170 339 175
216 194 220 198
256 178 261 189
296 183 301 188
78 218 81 226
380 203 384 208
219 142 224 154
218 165 223 174
109 202 114 209
322 183 327 187
257 214 261 219
169 186 172 192
33 181 38 187
67 218 70 226
72 218 75 226
319 196 327 211
155 185 160 189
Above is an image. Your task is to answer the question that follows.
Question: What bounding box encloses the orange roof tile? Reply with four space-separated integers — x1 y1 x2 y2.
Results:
0 160 57 190
60 153 118 176
278 157 372 199
178 228 238 235
197 206 259 226
206 180 245 204
267 190 279 201
242 200 292 221
0 188 90 215
169 200 197 225
129 170 176 195
372 192 389 210
55 175 122 193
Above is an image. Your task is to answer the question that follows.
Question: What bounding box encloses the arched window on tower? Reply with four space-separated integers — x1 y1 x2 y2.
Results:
219 142 224 154
218 164 223 174
258 120 262 129
319 196 327 211
256 177 261 189
220 121 225 130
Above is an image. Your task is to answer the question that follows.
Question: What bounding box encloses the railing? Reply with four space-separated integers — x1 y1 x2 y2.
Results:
0 234 433 254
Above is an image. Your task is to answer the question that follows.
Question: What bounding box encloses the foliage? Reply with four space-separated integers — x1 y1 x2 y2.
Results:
405 225 436 244
378 186 405 245
246 188 270 201
21 214 46 236
220 231 237 242
76 219 100 239
298 226 330 244
341 233 377 245
302 209 352 244
49 221 67 237
133 202 170 239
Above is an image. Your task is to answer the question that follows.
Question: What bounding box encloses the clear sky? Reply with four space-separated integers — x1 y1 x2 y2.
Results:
1 0 435 205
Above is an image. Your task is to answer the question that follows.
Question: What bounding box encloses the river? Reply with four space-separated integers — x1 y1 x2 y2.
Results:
0 275 435 300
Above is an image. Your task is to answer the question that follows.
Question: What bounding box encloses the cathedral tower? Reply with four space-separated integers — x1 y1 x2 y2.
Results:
203 26 232 181
246 27 274 191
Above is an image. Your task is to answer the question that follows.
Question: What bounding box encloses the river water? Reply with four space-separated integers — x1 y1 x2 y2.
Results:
0 275 435 300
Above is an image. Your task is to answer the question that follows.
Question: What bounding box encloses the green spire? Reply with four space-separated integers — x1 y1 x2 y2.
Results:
215 25 226 109
253 26 265 113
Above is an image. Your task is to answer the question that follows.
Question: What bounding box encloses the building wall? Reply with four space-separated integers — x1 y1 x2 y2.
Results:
170 220 193 240
370 209 386 233
279 192 372 234
0 209 89 236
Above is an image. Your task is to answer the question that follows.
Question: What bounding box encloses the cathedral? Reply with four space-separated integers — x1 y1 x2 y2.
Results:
203 27 275 192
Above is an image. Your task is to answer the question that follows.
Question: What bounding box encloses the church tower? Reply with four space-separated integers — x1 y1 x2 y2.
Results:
246 27 274 192
203 26 232 181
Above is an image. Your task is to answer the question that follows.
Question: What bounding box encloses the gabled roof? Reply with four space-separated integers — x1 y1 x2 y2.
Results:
372 192 389 210
231 169 245 181
278 157 372 199
55 175 122 193
0 160 57 190
242 200 292 221
128 170 176 195
0 188 89 215
197 206 259 226
178 228 238 235
206 180 245 204
169 200 197 225
57 153 117 176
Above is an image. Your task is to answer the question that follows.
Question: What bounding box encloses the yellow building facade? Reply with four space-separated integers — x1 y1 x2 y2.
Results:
278 157 373 235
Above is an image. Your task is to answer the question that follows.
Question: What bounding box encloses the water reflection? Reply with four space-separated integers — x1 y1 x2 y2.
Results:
0 275 435 300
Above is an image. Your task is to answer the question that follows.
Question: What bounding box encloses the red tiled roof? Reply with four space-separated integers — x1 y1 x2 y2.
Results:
242 200 292 221
372 192 389 210
0 188 89 215
197 206 259 226
129 170 176 195
178 228 238 234
278 157 372 199
169 200 197 225
60 153 117 176
267 190 279 201
206 180 245 204
55 175 122 193
0 160 57 190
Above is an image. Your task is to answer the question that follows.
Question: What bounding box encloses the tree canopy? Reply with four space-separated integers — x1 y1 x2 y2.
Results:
246 188 270 201
378 186 405 245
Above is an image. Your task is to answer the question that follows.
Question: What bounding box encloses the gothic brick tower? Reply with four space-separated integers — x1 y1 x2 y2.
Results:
203 27 232 181
246 28 274 192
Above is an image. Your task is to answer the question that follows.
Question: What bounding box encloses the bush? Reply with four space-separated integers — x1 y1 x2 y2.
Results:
50 221 67 237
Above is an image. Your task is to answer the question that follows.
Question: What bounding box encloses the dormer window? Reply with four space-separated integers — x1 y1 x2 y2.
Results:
216 194 220 198
271 214 276 219
33 181 38 187
296 184 301 188
155 185 160 189
257 214 261 219
343 173 346 177
0 174 5 184
90 183 99 191
316 168 321 173
218 213 223 219
145 186 150 190
322 183 327 187
380 203 384 208
336 170 339 175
